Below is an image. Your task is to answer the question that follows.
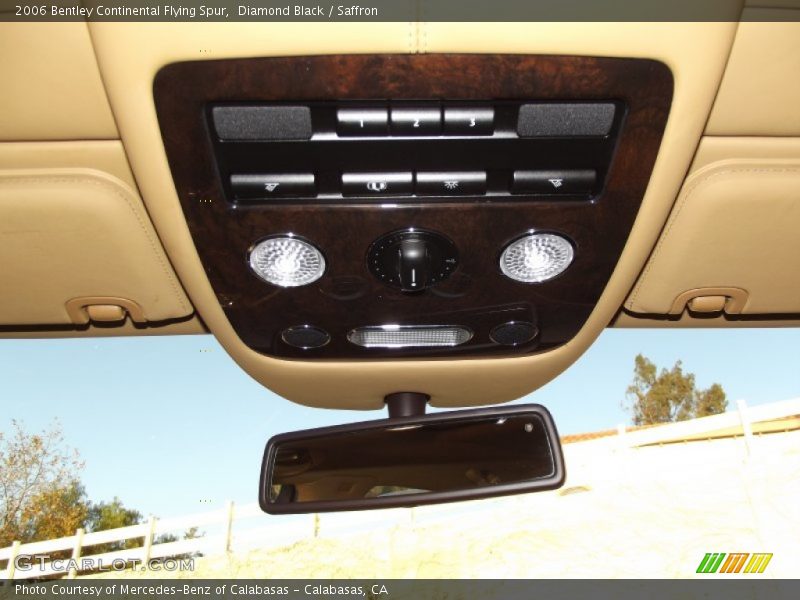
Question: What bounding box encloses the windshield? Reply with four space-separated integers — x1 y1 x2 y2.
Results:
2 328 797 579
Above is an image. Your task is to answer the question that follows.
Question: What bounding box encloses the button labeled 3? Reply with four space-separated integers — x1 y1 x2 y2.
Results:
444 107 494 135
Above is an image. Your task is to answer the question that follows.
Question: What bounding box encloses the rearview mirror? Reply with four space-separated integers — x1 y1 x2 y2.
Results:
259 404 564 514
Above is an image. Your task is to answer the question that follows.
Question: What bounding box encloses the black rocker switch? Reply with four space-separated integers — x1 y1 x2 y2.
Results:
397 238 430 292
512 169 597 195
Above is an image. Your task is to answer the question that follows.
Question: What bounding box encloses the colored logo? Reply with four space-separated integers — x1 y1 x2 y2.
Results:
696 552 773 574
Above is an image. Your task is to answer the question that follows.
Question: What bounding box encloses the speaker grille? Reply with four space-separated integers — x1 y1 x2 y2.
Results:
281 325 330 349
490 321 538 346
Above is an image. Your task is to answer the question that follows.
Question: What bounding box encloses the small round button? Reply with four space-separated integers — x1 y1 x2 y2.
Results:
490 321 539 347
281 325 331 350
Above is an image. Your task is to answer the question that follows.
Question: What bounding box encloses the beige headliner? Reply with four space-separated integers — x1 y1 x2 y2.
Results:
80 22 741 409
706 9 800 136
0 23 117 141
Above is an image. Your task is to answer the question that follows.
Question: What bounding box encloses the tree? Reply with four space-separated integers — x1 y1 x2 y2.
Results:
18 482 89 544
625 354 728 425
84 499 203 554
1 420 203 562
86 497 142 534
695 383 727 418
85 497 144 553
0 420 86 547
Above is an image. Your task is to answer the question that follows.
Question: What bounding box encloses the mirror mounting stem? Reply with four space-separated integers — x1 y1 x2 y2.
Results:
384 392 429 418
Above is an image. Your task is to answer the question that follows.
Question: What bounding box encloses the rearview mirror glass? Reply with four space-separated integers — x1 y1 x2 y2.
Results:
259 404 564 514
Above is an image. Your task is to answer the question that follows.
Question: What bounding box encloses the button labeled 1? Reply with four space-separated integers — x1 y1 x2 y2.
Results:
337 108 389 136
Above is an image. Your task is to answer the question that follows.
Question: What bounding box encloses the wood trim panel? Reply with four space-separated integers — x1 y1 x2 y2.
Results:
154 54 672 359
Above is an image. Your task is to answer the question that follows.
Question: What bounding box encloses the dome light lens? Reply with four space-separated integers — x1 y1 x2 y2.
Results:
500 232 574 283
347 325 473 348
249 236 325 287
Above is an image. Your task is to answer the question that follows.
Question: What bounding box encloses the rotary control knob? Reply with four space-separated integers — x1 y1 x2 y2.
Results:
367 229 459 292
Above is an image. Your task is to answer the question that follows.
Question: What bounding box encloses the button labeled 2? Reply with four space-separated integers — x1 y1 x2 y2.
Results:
390 106 442 136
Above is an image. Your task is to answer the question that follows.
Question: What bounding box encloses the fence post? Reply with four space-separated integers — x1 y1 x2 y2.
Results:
616 423 628 451
68 528 84 579
223 501 235 553
737 399 753 456
6 541 20 580
142 516 157 564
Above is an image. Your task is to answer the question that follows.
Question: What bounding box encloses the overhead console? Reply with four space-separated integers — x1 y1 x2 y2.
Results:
154 54 672 360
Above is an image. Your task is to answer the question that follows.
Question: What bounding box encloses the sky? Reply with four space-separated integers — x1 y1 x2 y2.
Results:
1 328 799 519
